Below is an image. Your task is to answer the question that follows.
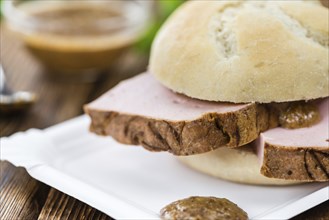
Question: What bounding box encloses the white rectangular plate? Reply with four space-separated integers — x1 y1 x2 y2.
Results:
1 115 328 220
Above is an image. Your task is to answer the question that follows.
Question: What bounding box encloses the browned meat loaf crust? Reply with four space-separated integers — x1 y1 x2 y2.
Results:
86 104 279 155
261 144 329 182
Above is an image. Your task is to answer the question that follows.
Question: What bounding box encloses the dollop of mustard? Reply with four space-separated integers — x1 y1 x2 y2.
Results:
160 196 248 220
279 102 320 129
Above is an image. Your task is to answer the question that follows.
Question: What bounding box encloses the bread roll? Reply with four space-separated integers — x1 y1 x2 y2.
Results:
178 145 300 185
150 1 329 103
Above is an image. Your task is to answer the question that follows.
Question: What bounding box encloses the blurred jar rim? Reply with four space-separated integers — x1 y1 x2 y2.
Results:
3 0 152 36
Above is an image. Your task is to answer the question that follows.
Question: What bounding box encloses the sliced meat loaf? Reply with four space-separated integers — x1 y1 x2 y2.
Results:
178 99 328 183
258 98 329 181
85 73 278 155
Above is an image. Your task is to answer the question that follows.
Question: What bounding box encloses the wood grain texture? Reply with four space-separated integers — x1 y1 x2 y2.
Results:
1 1 329 218
292 200 329 220
0 24 147 220
0 162 49 220
38 189 111 220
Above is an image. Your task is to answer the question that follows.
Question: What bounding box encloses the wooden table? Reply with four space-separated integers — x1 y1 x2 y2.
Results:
1 23 328 220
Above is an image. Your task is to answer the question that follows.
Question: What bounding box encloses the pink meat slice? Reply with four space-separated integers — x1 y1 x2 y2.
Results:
87 73 248 121
257 98 329 181
85 73 272 155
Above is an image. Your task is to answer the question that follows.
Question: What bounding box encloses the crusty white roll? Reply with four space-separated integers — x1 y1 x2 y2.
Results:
178 145 300 185
150 1 329 103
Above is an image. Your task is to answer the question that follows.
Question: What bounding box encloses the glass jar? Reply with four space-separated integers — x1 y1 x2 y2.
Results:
3 0 151 81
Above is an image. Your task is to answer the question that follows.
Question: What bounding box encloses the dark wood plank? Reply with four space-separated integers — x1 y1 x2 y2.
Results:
0 24 105 220
292 200 329 220
0 162 49 220
0 24 147 220
1 1 329 219
37 189 112 220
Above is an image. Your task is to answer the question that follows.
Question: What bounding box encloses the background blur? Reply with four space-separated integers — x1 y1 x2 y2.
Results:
1 1 184 78
0 1 329 220
0 0 185 55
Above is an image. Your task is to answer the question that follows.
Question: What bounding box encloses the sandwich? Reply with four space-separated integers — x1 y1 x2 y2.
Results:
84 0 329 185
